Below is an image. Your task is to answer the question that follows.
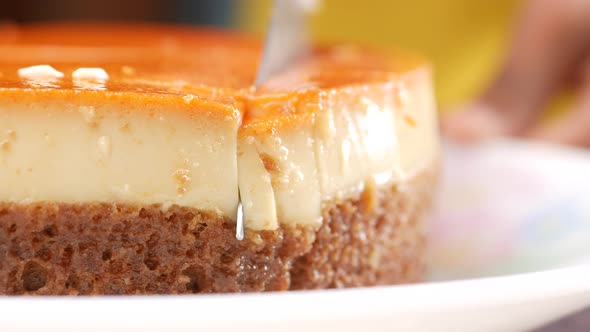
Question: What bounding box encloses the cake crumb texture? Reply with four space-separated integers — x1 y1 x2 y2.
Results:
0 165 436 295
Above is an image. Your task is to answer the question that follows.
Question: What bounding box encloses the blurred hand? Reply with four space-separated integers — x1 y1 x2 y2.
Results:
443 0 590 147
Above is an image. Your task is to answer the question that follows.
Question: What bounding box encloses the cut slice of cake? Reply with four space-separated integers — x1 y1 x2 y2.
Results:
0 24 439 294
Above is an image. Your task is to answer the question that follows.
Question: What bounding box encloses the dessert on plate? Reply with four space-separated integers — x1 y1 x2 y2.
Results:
0 24 439 295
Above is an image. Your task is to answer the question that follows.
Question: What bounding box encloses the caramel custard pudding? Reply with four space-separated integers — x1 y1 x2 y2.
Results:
0 24 439 294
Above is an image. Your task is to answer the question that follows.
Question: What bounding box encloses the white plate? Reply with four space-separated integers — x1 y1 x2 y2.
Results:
3 139 590 332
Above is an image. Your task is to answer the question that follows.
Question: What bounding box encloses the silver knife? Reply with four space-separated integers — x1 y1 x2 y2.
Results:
255 0 316 86
236 0 316 240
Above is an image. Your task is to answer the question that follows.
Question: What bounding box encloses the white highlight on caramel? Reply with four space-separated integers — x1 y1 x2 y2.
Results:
72 67 109 81
18 65 64 80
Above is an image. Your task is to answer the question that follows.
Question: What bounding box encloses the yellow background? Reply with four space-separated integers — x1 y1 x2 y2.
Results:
236 0 520 110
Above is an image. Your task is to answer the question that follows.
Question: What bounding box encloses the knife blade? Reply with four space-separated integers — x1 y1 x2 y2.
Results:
236 0 317 240
254 0 315 86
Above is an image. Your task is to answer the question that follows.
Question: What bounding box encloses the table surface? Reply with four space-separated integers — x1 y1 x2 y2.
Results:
535 307 590 331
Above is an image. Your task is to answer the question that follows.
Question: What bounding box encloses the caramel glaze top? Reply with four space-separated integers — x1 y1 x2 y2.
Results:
0 23 429 126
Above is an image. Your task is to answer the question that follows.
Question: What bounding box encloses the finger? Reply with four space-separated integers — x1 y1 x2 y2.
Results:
529 65 590 147
443 0 590 141
440 103 506 143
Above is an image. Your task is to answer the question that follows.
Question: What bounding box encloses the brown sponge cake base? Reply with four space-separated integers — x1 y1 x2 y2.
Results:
0 165 436 295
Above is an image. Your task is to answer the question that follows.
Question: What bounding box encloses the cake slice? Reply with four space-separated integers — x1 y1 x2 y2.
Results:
0 24 439 294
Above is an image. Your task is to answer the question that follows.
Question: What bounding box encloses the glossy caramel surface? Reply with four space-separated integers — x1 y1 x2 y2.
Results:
0 24 258 92
0 23 428 124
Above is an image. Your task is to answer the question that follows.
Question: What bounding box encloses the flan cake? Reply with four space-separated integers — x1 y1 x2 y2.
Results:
0 24 439 295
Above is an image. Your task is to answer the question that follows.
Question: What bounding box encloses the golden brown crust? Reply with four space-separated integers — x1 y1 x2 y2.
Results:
0 165 436 295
